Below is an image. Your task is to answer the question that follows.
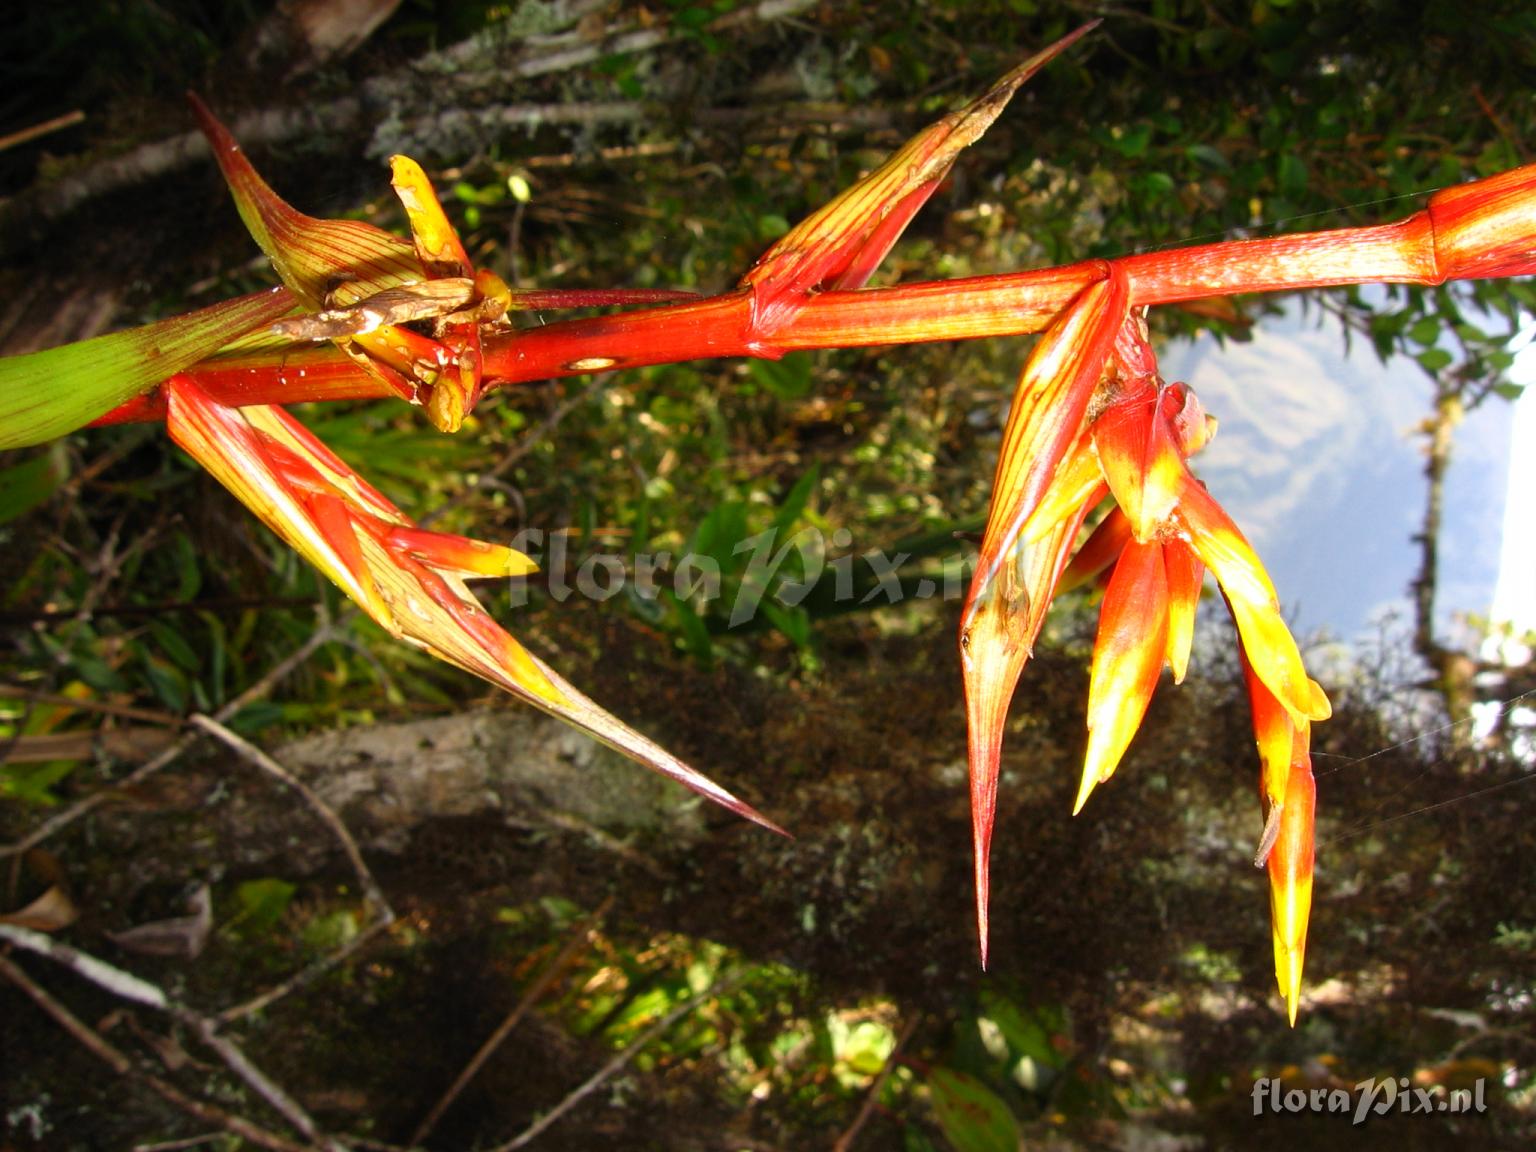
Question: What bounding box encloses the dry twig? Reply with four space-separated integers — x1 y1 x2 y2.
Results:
491 969 747 1151
0 924 348 1147
410 897 614 1147
0 110 85 152
832 1016 920 1152
187 714 390 916
1 618 340 859
0 951 317 1152
217 915 393 1027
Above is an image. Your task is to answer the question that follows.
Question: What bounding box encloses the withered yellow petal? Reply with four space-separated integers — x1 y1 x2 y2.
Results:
390 155 472 277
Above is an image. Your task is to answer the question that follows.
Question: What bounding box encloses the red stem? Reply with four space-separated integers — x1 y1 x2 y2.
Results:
95 174 1528 424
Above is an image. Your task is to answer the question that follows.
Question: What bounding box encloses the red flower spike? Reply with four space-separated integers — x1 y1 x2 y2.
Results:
1162 381 1216 458
1018 430 1105 545
348 323 452 387
424 321 482 434
1091 380 1190 543
304 489 393 625
384 154 489 432
1241 643 1297 820
383 524 538 580
194 103 526 433
957 280 1330 1003
1088 385 1155 534
960 264 1130 965
742 23 1099 333
1141 388 1202 518
390 155 473 277
1268 755 1316 1026
1077 538 1170 813
1161 539 1204 685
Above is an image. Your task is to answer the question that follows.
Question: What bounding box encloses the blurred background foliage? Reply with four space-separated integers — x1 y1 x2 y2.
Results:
2 1 1535 1149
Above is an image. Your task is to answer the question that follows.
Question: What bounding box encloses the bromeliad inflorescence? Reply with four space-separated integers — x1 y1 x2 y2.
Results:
5 22 1535 1024
958 263 1330 1021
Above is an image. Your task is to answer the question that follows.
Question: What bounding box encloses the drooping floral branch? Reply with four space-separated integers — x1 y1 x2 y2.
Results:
5 21 1534 1022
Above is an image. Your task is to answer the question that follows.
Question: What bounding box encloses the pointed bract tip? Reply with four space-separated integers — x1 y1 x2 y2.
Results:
1071 770 1099 816
972 844 993 970
1275 936 1305 1026
961 581 1033 970
968 718 999 973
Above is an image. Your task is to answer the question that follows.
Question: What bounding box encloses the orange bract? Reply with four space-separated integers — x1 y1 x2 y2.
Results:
961 302 1329 1021
165 375 785 839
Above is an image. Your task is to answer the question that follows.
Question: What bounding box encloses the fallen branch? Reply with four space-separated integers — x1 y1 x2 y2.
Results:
0 925 343 1146
0 0 819 257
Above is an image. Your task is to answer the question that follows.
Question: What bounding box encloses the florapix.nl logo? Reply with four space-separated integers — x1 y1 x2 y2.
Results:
1252 1074 1488 1125
498 525 977 627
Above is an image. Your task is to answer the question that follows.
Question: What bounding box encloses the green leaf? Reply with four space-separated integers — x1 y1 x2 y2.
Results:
977 988 1063 1068
143 658 188 713
235 878 296 935
0 443 69 523
750 354 815 401
761 601 812 649
607 982 687 1039
756 213 791 242
301 908 358 953
227 700 286 735
928 1067 1021 1152
148 619 202 674
173 533 203 602
691 501 750 572
1184 143 1231 171
0 289 297 450
1416 347 1454 372
772 463 821 536
665 589 715 663
1112 122 1152 158
840 1020 897 1075
0 760 77 807
1277 153 1308 198
1407 317 1442 346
